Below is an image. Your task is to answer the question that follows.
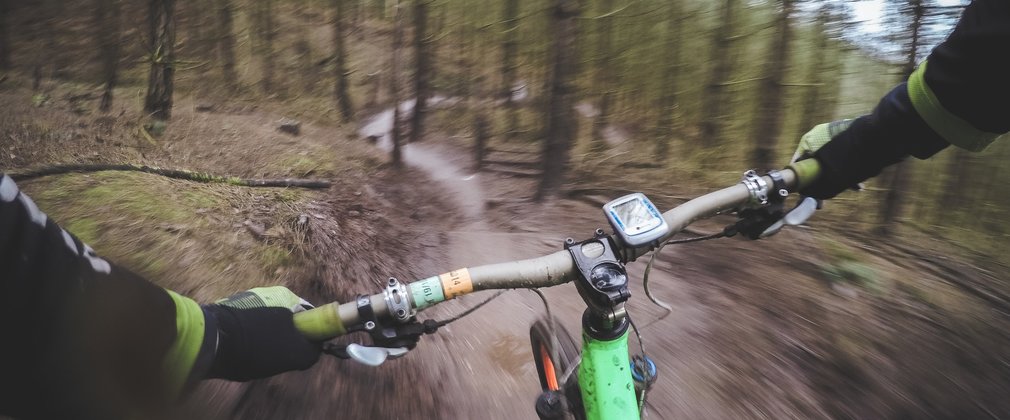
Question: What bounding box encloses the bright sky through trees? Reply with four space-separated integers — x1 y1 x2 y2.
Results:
847 0 966 61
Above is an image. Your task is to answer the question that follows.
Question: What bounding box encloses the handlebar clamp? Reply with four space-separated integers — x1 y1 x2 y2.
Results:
731 169 792 240
383 277 415 322
351 286 438 350
741 170 769 207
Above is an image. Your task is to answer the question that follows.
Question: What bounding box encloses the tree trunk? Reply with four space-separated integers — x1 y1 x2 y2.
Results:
935 147 970 223
590 0 615 153
751 0 794 171
698 0 735 147
95 0 122 112
43 0 67 79
333 0 354 121
0 0 11 71
144 0 177 120
654 0 681 161
32 0 59 89
264 0 277 94
254 0 277 94
878 0 923 236
295 0 317 92
215 0 238 92
184 0 212 63
409 0 430 143
367 71 381 108
456 0 472 97
500 0 520 140
796 10 828 135
878 160 911 236
535 0 580 201
473 113 488 170
390 0 403 166
351 0 362 26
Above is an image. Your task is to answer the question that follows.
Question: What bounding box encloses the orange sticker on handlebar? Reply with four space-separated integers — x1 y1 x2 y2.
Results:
439 269 473 299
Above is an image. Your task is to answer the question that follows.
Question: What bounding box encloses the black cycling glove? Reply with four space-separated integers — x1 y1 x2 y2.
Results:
202 287 322 382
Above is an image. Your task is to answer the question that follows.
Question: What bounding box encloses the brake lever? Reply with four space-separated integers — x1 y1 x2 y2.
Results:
730 169 819 239
346 344 409 366
758 196 818 238
322 311 443 366
322 343 410 366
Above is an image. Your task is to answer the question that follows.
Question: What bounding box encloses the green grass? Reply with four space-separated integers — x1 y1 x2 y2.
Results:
818 237 885 294
64 217 100 245
21 171 313 298
34 171 227 224
260 245 294 272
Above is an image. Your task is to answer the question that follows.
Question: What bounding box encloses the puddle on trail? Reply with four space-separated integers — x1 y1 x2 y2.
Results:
358 98 486 224
489 333 533 377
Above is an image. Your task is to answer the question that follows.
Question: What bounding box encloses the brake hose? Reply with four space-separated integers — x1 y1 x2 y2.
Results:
642 231 727 325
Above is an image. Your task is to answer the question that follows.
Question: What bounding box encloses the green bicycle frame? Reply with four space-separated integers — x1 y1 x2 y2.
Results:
578 329 639 420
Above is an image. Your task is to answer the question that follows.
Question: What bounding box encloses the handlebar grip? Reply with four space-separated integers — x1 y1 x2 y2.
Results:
787 158 821 191
293 302 346 341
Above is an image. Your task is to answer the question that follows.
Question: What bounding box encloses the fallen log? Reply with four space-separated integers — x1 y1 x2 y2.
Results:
8 163 332 189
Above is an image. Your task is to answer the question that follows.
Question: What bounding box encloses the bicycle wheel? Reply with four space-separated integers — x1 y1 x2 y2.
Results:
529 316 585 419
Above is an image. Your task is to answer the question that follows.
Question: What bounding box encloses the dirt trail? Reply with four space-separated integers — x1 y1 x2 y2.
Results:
190 100 1010 420
354 102 731 419
349 99 999 420
358 103 558 418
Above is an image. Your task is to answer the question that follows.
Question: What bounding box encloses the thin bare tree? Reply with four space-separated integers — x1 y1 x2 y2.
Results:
535 0 580 201
698 0 736 147
409 0 431 143
590 0 615 153
0 0 11 71
214 0 238 92
500 0 520 140
878 0 924 236
333 0 355 121
751 0 795 171
390 0 404 166
654 0 682 161
252 0 277 93
95 0 122 112
144 0 177 120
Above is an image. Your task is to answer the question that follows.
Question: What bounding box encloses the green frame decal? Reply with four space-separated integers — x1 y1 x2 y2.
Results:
578 330 640 420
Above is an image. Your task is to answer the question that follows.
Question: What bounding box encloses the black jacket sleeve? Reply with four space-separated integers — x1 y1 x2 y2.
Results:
804 0 1010 199
0 174 183 419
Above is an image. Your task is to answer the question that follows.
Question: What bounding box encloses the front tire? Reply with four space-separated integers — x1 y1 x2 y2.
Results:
529 317 584 419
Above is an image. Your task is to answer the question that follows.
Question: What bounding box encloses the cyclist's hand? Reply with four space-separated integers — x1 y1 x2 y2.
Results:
790 118 862 199
214 286 315 312
203 286 321 382
790 119 855 163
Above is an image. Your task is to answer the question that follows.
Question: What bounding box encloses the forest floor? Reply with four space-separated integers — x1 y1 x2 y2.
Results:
3 74 1010 419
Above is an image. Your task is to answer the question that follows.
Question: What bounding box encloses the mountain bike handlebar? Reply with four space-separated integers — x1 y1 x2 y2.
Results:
293 163 810 341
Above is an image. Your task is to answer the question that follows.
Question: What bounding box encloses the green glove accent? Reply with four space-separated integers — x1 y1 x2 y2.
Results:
787 158 821 191
163 290 206 399
791 119 856 163
908 61 1003 152
215 286 314 313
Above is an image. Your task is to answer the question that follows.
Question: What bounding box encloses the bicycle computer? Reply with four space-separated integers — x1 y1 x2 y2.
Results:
603 193 670 247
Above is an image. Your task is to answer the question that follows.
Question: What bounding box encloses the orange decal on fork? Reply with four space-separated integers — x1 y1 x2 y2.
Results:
439 268 473 299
